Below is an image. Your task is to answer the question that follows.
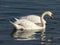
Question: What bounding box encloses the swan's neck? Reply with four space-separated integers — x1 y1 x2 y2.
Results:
41 12 48 19
41 18 46 28
41 12 47 28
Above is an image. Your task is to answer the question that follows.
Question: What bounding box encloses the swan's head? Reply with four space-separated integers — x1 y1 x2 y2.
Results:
44 11 54 19
10 20 23 30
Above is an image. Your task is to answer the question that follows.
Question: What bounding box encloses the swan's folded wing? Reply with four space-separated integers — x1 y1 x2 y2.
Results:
21 15 41 23
18 19 43 30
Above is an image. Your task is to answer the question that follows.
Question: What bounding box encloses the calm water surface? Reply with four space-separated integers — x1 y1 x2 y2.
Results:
0 0 60 45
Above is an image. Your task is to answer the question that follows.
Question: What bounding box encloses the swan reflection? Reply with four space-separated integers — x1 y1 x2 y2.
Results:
40 29 53 45
11 28 46 41
11 27 53 45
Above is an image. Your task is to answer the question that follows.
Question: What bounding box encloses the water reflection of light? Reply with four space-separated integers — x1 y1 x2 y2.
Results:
11 28 46 40
11 29 38 40
40 29 53 45
11 28 53 45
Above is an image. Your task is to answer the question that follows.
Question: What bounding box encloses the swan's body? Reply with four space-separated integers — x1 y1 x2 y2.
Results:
10 11 54 39
10 19 44 30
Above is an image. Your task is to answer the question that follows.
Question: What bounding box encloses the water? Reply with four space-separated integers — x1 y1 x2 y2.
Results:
0 0 60 45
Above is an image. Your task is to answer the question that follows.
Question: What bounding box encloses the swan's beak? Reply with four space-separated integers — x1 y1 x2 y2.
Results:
50 15 54 20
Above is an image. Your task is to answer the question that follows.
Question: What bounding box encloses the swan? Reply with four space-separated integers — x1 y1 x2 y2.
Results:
20 11 54 24
14 11 54 28
10 11 54 39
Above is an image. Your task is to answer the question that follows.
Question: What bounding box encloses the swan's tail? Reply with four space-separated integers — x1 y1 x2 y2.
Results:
14 18 19 21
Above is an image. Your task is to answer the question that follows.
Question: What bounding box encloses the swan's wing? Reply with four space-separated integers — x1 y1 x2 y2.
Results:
21 15 41 23
15 19 43 30
36 23 42 26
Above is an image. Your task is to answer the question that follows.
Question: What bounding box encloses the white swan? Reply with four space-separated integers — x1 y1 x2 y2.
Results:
11 11 54 29
10 11 54 39
20 11 54 24
14 11 54 28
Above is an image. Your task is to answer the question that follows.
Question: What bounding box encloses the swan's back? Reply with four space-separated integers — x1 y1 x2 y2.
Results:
21 15 41 23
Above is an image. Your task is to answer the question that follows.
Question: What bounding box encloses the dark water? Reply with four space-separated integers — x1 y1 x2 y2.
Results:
0 0 60 45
